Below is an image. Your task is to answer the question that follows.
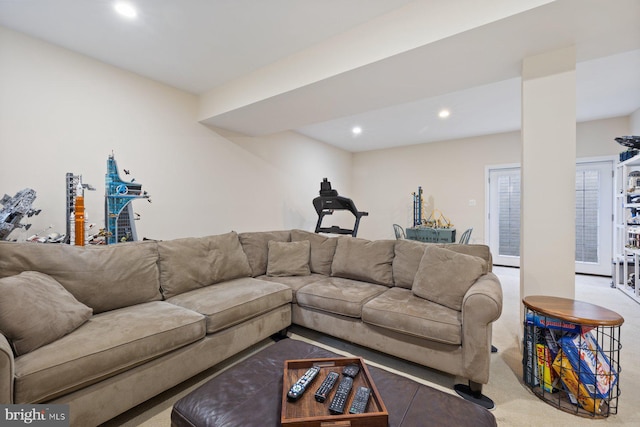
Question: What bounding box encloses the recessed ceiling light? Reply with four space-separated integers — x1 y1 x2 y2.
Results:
438 109 450 119
114 2 137 19
352 126 362 136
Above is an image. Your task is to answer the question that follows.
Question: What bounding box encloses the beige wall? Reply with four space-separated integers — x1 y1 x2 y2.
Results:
352 131 521 241
352 116 629 242
631 107 640 135
577 116 630 157
1 26 632 244
223 130 353 232
0 26 351 241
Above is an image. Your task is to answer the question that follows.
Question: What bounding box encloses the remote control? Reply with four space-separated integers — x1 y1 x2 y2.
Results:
314 371 339 402
287 366 320 401
348 386 371 414
342 363 360 378
328 376 354 414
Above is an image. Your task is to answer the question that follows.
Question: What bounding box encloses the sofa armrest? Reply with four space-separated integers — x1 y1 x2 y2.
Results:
460 272 503 384
0 333 14 404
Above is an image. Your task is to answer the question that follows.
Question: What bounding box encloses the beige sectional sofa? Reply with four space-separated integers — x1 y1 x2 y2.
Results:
0 229 502 426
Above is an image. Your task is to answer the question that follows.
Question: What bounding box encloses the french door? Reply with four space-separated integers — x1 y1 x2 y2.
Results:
487 160 613 275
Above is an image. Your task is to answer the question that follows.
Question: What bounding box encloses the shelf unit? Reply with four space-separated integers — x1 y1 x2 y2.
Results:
613 155 640 304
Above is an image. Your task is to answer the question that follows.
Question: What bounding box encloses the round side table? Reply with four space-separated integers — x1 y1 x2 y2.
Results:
522 295 624 418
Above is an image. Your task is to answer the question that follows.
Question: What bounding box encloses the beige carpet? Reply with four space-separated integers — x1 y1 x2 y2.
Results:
101 267 640 426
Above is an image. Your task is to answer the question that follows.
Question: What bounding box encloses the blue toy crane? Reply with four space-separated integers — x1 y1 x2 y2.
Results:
104 153 150 244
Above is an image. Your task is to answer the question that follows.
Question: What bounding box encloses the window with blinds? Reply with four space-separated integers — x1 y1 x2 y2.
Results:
575 169 599 263
497 171 521 257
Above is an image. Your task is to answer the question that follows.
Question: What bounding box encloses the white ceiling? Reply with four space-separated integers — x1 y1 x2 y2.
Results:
1 0 639 152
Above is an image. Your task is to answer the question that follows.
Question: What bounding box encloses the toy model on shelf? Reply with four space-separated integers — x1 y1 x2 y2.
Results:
616 135 640 162
412 186 424 227
0 188 41 240
407 186 456 243
65 173 95 245
313 178 368 237
104 153 151 244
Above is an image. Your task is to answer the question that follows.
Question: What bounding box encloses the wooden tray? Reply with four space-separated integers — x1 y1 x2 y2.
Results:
281 357 388 427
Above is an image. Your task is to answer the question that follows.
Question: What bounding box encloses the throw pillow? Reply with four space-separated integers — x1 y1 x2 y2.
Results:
0 271 93 356
291 229 337 275
239 231 291 276
412 245 487 311
267 240 311 277
331 237 395 286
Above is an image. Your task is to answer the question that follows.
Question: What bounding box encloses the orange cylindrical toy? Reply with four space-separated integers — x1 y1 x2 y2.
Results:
74 190 85 246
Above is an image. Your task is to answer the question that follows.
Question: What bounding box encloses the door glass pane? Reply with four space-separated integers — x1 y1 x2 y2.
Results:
575 169 599 263
488 161 611 274
497 172 520 257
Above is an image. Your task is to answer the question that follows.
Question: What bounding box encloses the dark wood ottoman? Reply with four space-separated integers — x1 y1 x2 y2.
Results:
171 338 496 427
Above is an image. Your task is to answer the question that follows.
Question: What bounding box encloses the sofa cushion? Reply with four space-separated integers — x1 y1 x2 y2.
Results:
296 277 388 318
362 287 462 345
158 232 252 298
437 244 493 271
393 239 427 289
412 246 487 311
393 241 492 290
239 231 291 276
266 240 311 277
166 277 292 334
331 237 395 286
291 229 338 275
0 271 93 356
13 301 205 403
0 241 161 314
257 274 327 303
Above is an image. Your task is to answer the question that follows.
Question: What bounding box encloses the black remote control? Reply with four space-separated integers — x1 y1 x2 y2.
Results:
348 386 371 414
287 366 320 401
328 376 354 414
315 371 339 403
342 363 360 378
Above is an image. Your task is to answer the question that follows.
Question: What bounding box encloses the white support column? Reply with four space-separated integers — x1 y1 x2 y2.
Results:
520 47 576 300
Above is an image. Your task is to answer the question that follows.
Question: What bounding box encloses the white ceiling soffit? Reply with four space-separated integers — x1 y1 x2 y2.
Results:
1 1 638 152
0 0 417 94
298 49 640 152
201 0 640 151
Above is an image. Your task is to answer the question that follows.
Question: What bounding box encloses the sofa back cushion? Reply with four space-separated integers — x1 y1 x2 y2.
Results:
331 237 395 286
0 241 161 314
439 244 493 270
412 245 488 311
266 240 311 277
291 229 337 276
393 241 493 289
158 232 252 298
239 230 291 276
0 271 93 356
393 239 427 289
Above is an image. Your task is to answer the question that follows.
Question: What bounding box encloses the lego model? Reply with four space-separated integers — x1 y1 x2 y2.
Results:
413 186 424 226
65 173 95 245
104 153 150 244
0 188 41 240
